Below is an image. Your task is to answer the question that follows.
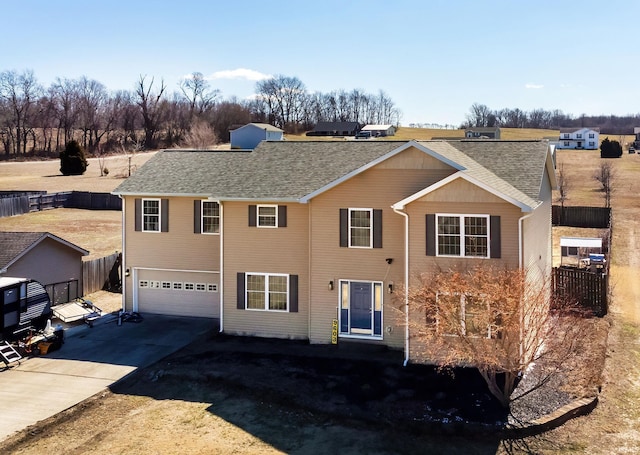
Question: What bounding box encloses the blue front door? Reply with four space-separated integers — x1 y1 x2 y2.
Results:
350 282 372 334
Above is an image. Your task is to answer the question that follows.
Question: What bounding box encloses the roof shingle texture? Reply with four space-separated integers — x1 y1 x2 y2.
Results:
113 140 550 207
0 232 46 269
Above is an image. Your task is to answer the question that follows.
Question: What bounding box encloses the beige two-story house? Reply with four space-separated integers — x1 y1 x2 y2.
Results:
113 139 556 362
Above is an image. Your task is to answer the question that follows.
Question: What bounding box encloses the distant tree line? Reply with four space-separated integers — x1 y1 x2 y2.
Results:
463 102 640 134
0 69 400 156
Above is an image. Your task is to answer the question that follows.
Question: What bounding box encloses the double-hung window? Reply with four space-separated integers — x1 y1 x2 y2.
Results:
202 201 220 233
437 214 489 257
257 205 277 227
437 294 500 339
245 273 289 311
349 208 372 247
339 208 382 248
143 199 160 232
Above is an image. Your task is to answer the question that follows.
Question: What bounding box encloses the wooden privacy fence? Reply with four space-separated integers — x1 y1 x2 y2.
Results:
0 191 121 217
552 267 608 317
83 252 121 296
0 195 30 217
552 205 611 228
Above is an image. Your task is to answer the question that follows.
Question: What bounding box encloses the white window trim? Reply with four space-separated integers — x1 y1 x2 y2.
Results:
257 204 278 228
348 208 373 248
245 272 289 312
338 279 384 339
201 200 220 235
142 198 161 233
436 213 490 258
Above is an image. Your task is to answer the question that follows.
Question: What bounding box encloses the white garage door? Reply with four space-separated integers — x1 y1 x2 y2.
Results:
136 269 219 318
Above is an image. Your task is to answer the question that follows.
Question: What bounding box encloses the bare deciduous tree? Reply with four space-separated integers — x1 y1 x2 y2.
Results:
593 160 616 208
135 75 167 149
0 69 42 154
556 162 570 217
182 118 218 150
180 72 219 121
403 265 588 407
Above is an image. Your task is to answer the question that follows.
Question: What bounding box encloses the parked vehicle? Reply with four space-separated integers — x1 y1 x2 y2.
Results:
355 131 371 139
1 277 52 341
629 147 635 154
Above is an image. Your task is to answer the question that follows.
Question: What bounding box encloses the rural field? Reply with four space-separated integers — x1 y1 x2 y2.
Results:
0 137 638 453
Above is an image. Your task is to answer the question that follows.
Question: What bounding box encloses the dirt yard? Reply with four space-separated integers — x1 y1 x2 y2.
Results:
0 148 638 454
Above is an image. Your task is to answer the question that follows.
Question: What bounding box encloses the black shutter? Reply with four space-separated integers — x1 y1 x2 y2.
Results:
248 205 257 227
490 216 501 258
426 214 436 256
278 205 287 227
194 200 201 234
134 198 142 231
373 209 383 248
289 274 298 312
237 272 245 310
339 208 348 247
160 199 169 232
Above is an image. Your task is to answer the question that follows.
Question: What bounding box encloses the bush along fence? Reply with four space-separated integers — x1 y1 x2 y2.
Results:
83 252 121 296
0 190 121 217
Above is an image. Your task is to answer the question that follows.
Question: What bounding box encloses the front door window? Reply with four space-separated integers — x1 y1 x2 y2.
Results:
339 280 383 337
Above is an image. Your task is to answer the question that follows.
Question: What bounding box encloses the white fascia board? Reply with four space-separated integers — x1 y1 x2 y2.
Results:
392 171 535 212
4 233 89 271
114 192 300 203
300 141 465 203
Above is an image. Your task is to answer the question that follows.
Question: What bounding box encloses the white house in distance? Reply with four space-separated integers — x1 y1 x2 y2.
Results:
556 127 600 150
361 124 396 137
230 123 284 149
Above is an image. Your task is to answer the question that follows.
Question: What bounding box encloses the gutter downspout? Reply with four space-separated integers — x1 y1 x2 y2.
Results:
393 207 410 366
219 202 224 333
518 211 535 361
119 195 126 314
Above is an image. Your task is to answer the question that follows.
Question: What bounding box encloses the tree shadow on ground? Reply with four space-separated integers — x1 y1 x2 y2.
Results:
110 332 509 454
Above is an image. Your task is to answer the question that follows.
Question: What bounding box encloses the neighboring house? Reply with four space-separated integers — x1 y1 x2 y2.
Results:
556 127 600 150
230 123 284 150
633 127 640 149
306 122 360 137
465 127 501 139
0 232 89 304
113 139 556 364
361 124 397 137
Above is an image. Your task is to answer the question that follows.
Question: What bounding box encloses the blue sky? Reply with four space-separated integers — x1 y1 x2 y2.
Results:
2 0 638 126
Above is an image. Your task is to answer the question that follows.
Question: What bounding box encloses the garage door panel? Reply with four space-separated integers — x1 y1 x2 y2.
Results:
137 270 219 318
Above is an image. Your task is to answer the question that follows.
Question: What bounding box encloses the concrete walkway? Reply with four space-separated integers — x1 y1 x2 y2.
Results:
0 314 215 442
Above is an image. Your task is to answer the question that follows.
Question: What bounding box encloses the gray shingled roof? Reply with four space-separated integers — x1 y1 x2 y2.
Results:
0 232 88 270
113 140 551 208
443 140 549 201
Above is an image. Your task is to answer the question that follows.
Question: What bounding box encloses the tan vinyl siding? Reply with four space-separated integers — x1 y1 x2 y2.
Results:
407 200 522 274
404 174 523 284
223 201 309 339
123 196 221 310
309 164 455 348
375 146 458 171
7 238 84 292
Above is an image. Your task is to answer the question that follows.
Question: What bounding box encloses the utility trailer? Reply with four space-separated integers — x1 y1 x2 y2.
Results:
51 298 101 327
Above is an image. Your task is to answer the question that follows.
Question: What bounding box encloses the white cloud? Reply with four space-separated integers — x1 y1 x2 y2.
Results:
525 83 544 89
206 68 273 81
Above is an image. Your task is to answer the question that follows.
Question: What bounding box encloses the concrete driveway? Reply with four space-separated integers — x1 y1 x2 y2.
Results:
0 314 216 442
